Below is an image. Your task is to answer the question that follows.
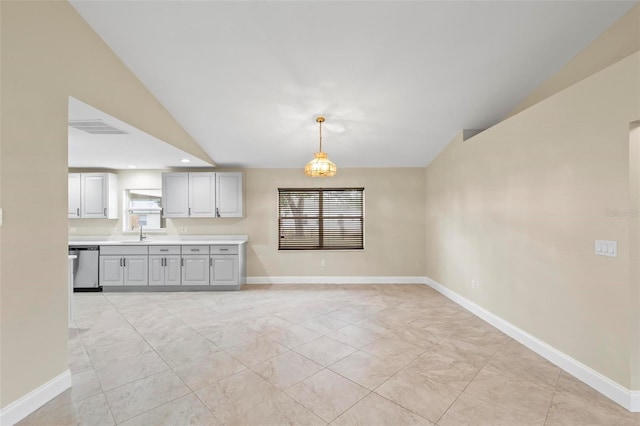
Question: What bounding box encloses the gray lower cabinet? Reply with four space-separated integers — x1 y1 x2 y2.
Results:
181 246 210 286
210 245 239 287
100 256 124 286
149 246 181 286
99 243 243 289
210 255 238 286
100 245 149 286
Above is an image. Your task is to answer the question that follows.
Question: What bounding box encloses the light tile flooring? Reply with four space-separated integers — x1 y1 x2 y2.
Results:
19 285 639 426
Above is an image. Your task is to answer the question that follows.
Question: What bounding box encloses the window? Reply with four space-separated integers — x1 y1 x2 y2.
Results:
278 188 364 250
123 189 165 231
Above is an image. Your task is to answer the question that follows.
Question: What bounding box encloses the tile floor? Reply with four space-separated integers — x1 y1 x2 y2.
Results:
18 284 639 426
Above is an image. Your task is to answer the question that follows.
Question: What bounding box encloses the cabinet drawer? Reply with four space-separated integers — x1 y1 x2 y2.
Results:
182 245 209 254
149 246 181 255
100 245 149 255
210 245 238 255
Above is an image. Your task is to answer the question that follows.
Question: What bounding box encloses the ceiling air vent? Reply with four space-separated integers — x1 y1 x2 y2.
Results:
68 119 127 135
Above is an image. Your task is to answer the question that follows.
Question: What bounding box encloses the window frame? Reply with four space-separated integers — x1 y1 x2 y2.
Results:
122 188 165 233
278 187 365 251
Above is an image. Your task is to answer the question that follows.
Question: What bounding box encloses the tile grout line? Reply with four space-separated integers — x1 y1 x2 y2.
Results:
542 368 564 426
80 294 119 425
432 337 508 425
104 293 205 425
327 348 431 422
282 365 372 424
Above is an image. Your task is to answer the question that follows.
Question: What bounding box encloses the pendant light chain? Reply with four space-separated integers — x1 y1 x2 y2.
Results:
318 118 323 152
316 116 325 152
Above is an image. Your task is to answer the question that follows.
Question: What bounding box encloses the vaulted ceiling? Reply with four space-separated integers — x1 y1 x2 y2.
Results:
69 1 636 169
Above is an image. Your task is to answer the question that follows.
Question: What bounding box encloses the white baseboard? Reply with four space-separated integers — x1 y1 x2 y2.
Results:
631 391 640 411
423 276 639 413
246 276 426 285
0 370 71 426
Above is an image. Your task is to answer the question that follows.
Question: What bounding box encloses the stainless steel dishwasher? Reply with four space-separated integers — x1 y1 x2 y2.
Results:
68 246 101 291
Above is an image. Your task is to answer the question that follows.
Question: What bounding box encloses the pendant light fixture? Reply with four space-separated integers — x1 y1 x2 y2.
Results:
304 116 337 177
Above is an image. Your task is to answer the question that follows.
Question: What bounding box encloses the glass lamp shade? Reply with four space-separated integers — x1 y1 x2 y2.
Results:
304 151 337 177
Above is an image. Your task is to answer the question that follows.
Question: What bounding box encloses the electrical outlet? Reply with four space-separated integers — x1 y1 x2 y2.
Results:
0 208 3 226
595 240 617 257
320 259 326 267
181 227 188 233
471 279 477 290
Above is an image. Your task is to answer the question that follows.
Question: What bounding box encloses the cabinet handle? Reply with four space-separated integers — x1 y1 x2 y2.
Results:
219 248 229 251
103 208 107 217
123 258 126 267
216 208 220 217
210 257 212 267
76 208 80 217
162 258 165 267
181 258 184 267
160 249 169 252
119 258 122 267
188 207 191 216
190 248 200 252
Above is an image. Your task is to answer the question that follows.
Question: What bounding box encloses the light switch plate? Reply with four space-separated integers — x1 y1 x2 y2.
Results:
595 240 617 257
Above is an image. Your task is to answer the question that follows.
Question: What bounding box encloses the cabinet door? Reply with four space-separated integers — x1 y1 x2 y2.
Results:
81 173 108 218
210 255 238 286
189 173 216 217
165 255 182 285
182 255 210 285
148 255 165 286
162 173 189 218
100 256 123 286
216 172 243 217
123 255 148 286
68 174 81 218
105 173 119 219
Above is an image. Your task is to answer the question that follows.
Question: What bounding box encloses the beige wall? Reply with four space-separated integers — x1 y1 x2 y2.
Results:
69 168 427 278
425 53 640 388
0 1 209 409
629 123 640 390
507 4 640 118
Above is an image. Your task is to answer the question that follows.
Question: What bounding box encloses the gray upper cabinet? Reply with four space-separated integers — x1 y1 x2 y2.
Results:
69 172 118 219
162 172 242 218
162 172 190 217
162 172 215 218
68 173 81 218
216 172 243 217
189 173 216 217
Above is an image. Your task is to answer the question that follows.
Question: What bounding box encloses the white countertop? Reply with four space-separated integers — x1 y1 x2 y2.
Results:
69 235 248 246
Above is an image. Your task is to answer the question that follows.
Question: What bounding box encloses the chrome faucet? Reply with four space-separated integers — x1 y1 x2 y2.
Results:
139 225 146 242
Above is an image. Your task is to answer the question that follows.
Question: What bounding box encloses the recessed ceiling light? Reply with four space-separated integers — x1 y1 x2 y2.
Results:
180 158 191 163
127 165 137 169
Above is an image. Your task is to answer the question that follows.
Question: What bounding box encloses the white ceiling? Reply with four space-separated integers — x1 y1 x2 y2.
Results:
69 0 636 169
68 97 212 169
